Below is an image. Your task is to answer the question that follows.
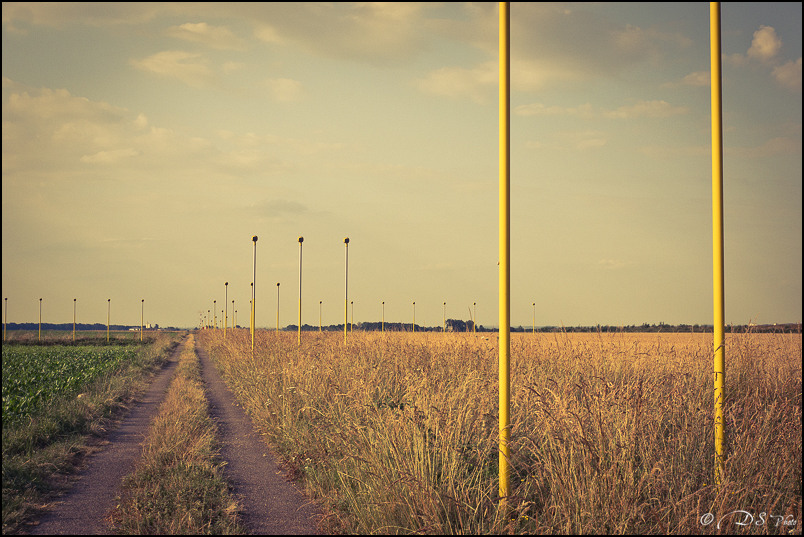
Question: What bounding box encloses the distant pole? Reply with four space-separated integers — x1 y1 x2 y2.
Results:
412 301 415 333
252 235 258 353
710 0 726 487
214 300 217 329
39 298 42 341
208 309 211 330
298 236 304 344
443 301 446 332
141 299 144 342
232 300 235 329
474 302 477 333
533 302 536 334
498 0 511 502
73 298 77 342
277 282 281 333
107 299 111 342
344 238 349 344
319 301 322 332
351 301 354 333
4 298 7 341
224 282 228 338
382 301 385 333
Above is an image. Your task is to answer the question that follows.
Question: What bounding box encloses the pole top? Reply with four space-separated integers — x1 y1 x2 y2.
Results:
252 235 258 242
344 237 349 244
277 282 280 286
298 236 304 243
225 281 228 286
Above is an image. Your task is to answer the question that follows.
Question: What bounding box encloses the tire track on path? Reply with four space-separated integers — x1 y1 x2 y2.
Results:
195 342 323 535
27 335 187 535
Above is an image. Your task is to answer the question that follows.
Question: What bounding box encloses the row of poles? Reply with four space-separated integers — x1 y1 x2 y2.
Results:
2 297 147 343
496 1 726 499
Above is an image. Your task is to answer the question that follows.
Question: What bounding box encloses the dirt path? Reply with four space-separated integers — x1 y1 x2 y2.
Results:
27 335 187 535
25 334 324 535
196 342 323 534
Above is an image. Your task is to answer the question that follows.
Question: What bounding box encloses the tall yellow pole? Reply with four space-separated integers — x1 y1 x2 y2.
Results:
710 1 726 487
39 298 42 342
351 301 354 333
298 236 304 344
533 302 536 334
498 0 511 502
443 301 446 332
277 282 281 333
224 282 228 339
474 302 477 333
344 238 349 344
232 300 235 329
73 298 77 342
382 301 385 333
214 300 217 329
412 301 415 333
252 235 258 353
319 301 322 332
4 298 7 341
107 299 110 342
141 299 144 342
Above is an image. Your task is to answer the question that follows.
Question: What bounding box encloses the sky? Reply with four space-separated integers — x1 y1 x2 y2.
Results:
2 2 801 329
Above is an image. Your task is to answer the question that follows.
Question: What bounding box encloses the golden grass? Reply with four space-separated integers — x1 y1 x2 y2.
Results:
197 328 801 534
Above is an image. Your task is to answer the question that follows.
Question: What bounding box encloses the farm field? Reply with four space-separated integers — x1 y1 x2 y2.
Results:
1 332 183 533
197 328 802 534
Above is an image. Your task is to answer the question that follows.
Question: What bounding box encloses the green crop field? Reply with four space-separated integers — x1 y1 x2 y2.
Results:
2 345 137 424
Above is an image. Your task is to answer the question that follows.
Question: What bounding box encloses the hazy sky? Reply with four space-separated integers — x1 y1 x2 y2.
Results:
2 3 801 329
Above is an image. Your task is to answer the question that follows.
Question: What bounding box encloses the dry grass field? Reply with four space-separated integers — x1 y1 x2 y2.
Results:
196 328 801 534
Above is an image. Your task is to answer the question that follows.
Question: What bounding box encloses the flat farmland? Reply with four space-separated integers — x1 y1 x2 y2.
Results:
197 329 802 534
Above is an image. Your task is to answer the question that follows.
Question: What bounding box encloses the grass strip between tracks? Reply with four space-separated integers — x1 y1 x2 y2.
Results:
109 335 245 534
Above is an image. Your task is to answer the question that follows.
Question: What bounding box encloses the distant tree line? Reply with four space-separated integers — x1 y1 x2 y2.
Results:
5 322 161 331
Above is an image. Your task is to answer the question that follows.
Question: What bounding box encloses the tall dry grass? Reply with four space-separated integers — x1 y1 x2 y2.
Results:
196 328 801 534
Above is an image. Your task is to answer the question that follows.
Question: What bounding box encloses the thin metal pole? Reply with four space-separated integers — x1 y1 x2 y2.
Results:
141 299 144 342
298 237 303 343
710 1 726 487
344 238 349 344
498 0 511 502
224 282 228 338
252 235 258 353
73 298 77 342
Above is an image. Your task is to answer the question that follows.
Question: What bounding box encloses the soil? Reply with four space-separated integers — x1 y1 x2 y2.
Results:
22 334 324 535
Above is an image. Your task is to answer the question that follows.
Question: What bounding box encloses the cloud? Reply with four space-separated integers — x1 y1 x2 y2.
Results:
680 71 710 87
80 148 140 164
165 22 246 51
130 51 214 88
747 25 782 63
415 61 496 103
514 100 687 119
772 58 802 92
264 78 303 102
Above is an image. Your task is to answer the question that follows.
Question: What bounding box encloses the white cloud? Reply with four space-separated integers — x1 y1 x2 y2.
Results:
130 51 214 88
747 25 782 63
680 71 710 87
415 61 496 104
772 58 802 92
264 78 303 103
166 22 246 51
514 100 687 119
80 148 140 164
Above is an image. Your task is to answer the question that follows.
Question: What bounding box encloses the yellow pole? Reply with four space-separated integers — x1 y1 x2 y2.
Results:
39 298 42 341
412 302 415 333
498 0 511 502
344 238 349 344
298 236 304 344
208 309 211 330
107 299 110 342
533 302 536 334
474 302 477 333
252 235 258 353
277 282 281 333
351 301 354 333
232 300 235 329
710 1 726 487
319 301 322 332
443 301 446 332
382 301 385 333
141 299 144 342
4 298 6 341
224 282 228 339
73 298 76 342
